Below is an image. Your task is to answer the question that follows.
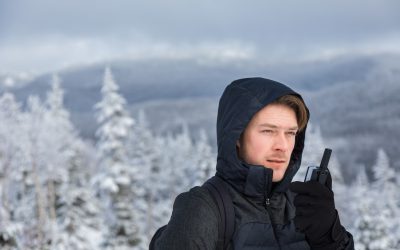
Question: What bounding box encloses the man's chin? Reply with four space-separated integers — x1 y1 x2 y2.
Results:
272 173 284 182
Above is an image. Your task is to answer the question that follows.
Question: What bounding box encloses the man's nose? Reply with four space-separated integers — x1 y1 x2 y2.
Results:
273 133 288 152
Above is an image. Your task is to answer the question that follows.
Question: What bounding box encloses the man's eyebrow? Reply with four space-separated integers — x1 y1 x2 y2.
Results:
258 123 298 130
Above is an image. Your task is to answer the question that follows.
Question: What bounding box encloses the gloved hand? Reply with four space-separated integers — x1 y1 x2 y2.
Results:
289 174 346 249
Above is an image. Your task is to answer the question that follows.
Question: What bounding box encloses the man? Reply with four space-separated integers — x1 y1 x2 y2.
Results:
152 77 354 249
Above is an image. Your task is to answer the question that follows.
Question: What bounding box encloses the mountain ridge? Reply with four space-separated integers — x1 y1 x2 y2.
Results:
2 53 399 178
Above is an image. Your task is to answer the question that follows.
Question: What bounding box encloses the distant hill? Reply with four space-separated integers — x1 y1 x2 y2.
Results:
2 53 399 180
3 53 379 105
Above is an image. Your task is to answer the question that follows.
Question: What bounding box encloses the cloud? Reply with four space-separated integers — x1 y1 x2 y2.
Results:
0 35 256 73
1 0 399 73
2 32 400 75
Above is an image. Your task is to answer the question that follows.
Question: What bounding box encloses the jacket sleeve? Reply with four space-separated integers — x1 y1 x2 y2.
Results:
153 187 220 250
314 230 354 250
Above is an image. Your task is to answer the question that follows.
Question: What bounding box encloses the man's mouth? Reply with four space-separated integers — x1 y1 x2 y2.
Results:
266 159 286 167
267 159 286 163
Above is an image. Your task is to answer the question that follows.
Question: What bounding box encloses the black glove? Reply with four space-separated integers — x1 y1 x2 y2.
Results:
289 174 347 250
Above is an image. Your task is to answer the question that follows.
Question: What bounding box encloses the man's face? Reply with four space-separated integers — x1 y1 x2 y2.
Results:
237 104 298 182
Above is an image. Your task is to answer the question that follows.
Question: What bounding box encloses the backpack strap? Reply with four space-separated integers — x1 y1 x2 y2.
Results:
203 175 235 250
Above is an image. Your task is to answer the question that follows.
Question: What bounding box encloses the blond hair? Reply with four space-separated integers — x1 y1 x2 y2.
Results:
271 95 308 132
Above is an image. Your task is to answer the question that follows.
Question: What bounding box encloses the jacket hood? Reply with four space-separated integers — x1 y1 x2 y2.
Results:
215 77 309 203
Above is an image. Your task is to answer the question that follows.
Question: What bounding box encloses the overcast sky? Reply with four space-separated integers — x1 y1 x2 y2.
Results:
1 0 399 74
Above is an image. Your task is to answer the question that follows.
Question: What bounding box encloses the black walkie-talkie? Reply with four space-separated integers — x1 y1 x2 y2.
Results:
304 148 332 185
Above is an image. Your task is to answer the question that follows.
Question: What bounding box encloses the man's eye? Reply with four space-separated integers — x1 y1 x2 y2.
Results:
287 131 297 136
261 130 274 134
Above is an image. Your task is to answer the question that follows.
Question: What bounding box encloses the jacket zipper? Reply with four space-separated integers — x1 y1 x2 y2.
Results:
265 197 272 215
265 196 282 249
264 171 281 248
265 197 273 218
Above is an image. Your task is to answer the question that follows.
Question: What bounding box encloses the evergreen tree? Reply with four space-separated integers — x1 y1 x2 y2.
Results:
162 123 195 198
44 74 103 249
0 93 24 249
371 149 398 248
346 164 369 225
373 148 395 185
21 96 51 249
42 74 73 248
353 149 398 249
192 129 216 186
128 110 163 249
94 67 139 249
354 194 394 250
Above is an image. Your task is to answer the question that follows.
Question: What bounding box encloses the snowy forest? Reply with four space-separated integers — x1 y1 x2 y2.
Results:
0 68 399 250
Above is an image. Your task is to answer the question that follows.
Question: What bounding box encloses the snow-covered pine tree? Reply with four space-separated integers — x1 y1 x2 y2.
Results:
353 149 398 249
4 95 62 249
43 74 103 250
163 123 195 198
192 129 216 186
348 164 369 220
128 109 165 249
94 67 140 249
54 142 103 250
350 165 368 249
371 148 398 248
0 93 24 249
25 96 51 249
128 110 154 202
354 193 394 250
40 74 73 248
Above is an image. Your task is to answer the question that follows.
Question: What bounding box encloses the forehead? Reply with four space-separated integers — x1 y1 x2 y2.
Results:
249 104 298 128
